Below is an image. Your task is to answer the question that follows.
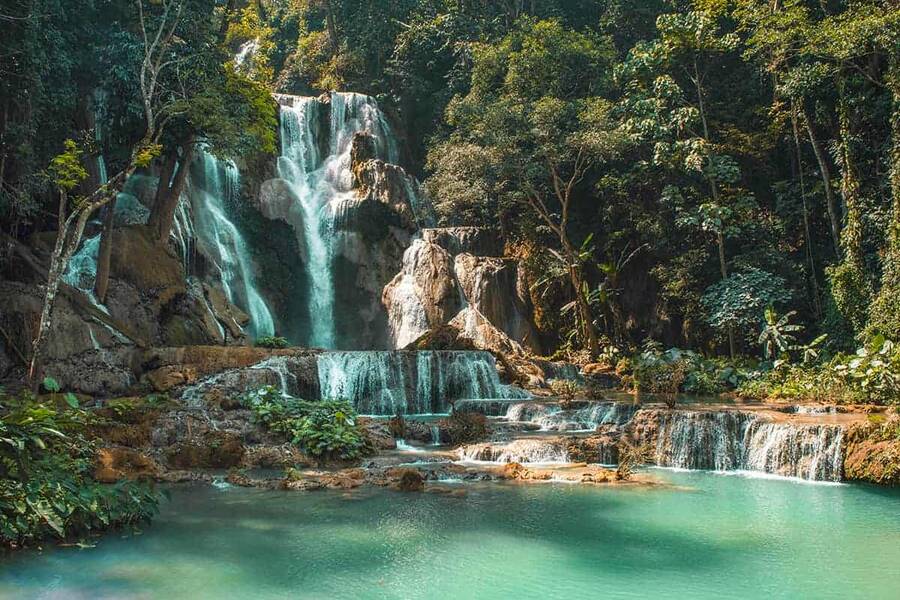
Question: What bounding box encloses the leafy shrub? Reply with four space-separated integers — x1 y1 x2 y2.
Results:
738 336 900 405
632 344 751 398
616 439 653 481
0 390 160 548
548 380 580 409
701 268 792 343
440 411 488 446
254 336 290 349
241 386 371 460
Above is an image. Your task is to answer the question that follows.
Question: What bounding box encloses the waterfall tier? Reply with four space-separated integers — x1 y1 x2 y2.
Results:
504 401 637 432
317 351 528 415
457 439 571 464
647 410 844 482
190 151 274 338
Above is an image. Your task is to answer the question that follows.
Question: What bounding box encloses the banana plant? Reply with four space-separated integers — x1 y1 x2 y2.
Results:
758 306 803 361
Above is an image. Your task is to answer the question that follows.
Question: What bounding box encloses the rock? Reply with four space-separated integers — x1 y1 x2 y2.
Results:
320 468 367 490
360 418 397 450
164 431 245 469
382 239 463 347
109 225 186 307
453 253 541 354
421 227 503 257
140 346 320 396
843 418 900 485
388 467 425 492
94 447 160 483
242 444 314 469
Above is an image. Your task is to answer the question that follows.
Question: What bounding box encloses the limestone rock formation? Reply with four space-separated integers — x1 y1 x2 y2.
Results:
382 239 463 348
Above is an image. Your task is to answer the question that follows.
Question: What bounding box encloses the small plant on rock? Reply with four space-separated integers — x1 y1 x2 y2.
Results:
549 379 580 409
440 411 488 446
616 439 653 481
254 336 290 349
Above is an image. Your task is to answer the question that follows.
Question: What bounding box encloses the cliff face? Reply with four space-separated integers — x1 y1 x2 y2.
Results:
0 91 548 392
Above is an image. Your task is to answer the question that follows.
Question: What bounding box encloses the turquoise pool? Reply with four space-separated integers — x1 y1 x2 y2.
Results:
2 471 899 599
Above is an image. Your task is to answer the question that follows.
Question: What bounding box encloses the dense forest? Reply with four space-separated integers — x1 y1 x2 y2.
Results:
1 0 899 394
2 0 900 566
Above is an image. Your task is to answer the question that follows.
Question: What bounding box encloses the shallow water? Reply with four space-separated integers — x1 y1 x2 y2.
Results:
2 471 899 599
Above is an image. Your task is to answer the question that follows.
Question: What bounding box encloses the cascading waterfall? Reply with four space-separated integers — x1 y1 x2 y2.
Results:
276 92 400 348
63 234 102 299
190 151 274 338
457 439 571 464
316 350 528 415
652 410 844 481
504 401 637 432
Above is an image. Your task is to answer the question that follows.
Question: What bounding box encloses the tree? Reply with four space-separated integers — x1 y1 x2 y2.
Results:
428 20 623 357
618 10 753 357
29 0 187 384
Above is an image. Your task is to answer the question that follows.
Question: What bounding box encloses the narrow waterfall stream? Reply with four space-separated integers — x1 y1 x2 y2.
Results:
276 92 399 349
190 151 274 338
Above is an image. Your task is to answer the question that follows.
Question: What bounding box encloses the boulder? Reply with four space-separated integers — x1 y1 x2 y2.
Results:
453 253 541 353
164 430 245 469
382 239 463 348
421 227 503 257
94 447 160 483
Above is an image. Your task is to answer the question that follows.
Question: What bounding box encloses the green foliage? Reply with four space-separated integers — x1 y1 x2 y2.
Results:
241 386 371 460
0 390 159 548
254 336 290 349
740 336 900 406
758 307 803 361
633 343 752 396
48 140 88 192
701 268 792 344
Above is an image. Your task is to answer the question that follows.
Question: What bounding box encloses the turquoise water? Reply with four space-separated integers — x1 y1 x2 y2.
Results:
2 471 899 599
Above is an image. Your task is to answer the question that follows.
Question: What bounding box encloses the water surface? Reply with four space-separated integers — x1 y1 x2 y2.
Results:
2 471 899 599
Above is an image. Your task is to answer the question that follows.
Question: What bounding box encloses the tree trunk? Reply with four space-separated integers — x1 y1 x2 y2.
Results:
94 195 117 302
324 0 339 54
802 104 842 258
148 141 194 244
557 233 599 359
29 164 136 387
792 101 822 317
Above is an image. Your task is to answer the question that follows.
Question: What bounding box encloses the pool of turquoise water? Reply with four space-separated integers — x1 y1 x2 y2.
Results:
2 470 899 599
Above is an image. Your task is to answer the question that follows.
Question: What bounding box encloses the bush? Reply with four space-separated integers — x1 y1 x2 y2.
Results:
739 336 900 405
548 380 580 409
254 336 290 349
616 439 653 481
440 411 488 446
632 344 752 398
241 386 372 460
0 388 160 548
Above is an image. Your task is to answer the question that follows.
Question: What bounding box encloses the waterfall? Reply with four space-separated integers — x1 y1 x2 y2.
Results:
652 411 844 481
457 439 570 464
275 92 405 348
63 234 101 296
504 401 637 432
316 350 528 415
277 97 336 348
190 151 274 338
